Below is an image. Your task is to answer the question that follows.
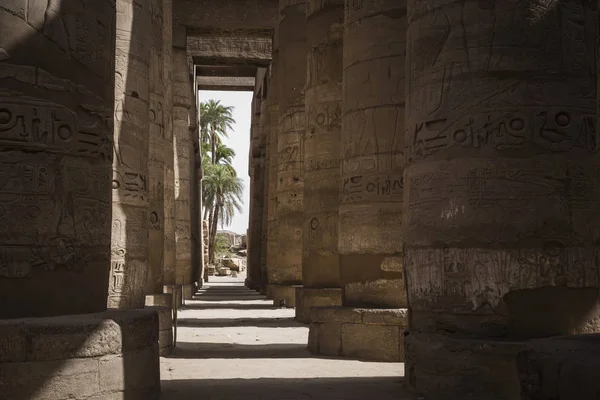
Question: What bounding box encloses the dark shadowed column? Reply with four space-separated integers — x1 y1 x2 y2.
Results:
271 0 307 307
404 1 598 398
259 91 270 292
109 0 152 310
295 0 344 323
147 0 166 296
173 28 194 301
247 93 263 289
266 49 281 299
308 0 408 362
0 2 160 398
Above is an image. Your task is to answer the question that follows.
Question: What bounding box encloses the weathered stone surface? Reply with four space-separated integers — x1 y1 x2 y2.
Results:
295 287 342 324
172 45 193 291
301 0 343 296
405 332 524 400
338 0 406 309
174 0 279 31
0 310 160 400
308 307 407 362
517 335 600 400
404 1 598 397
109 0 153 310
274 0 306 287
0 0 115 319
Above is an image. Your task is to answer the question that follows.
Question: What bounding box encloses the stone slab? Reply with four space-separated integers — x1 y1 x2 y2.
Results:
182 284 195 301
405 332 525 400
294 287 342 324
0 310 160 400
145 293 173 308
268 284 298 308
517 334 600 400
308 307 407 362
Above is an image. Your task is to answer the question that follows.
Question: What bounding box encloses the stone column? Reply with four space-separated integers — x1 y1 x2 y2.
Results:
190 82 202 289
163 0 177 294
265 51 281 299
258 94 270 293
146 0 166 296
0 2 160 398
108 0 152 310
173 31 194 301
308 0 407 361
247 92 265 290
404 1 598 398
271 0 307 307
295 0 343 324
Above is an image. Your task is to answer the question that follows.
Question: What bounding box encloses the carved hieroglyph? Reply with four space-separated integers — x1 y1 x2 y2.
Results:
339 0 407 308
172 47 193 287
405 0 599 337
266 54 281 285
109 0 152 310
147 0 166 295
0 1 116 318
274 0 306 285
163 0 176 286
302 0 343 289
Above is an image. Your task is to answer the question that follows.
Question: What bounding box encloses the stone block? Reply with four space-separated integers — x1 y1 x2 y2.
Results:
316 322 342 357
145 293 173 308
295 287 342 324
0 309 161 400
269 284 297 307
311 306 362 324
342 323 401 362
362 308 408 326
405 332 524 400
307 323 320 353
182 284 194 300
517 334 600 400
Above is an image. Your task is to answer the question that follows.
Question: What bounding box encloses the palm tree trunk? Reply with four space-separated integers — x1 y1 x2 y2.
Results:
211 123 216 164
209 200 220 264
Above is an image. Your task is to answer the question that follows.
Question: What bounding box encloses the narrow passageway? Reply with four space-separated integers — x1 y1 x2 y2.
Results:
160 273 415 399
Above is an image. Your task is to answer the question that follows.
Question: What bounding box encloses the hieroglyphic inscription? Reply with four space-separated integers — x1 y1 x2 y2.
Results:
0 98 112 160
408 108 596 161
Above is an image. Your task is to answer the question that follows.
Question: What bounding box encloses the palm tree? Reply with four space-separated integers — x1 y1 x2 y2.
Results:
199 100 235 164
202 163 244 264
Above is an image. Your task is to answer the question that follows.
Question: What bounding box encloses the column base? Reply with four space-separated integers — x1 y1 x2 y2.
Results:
405 332 525 400
517 334 600 400
145 294 173 356
267 284 298 307
182 284 194 300
259 284 267 295
308 307 407 362
0 309 160 400
295 287 342 324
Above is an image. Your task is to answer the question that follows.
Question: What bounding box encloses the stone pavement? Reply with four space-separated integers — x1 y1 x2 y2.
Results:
160 274 416 399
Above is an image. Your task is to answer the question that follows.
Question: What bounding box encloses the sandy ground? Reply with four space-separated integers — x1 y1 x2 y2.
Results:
160 273 416 400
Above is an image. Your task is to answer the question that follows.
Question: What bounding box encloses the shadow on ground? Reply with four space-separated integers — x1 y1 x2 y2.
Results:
161 377 410 400
166 342 310 359
177 317 300 328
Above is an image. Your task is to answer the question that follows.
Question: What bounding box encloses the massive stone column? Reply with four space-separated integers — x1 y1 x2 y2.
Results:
295 0 343 324
190 83 202 289
146 0 166 295
247 92 265 290
173 32 194 300
258 93 270 293
0 2 160 398
265 51 281 299
163 0 177 292
271 0 307 307
404 1 598 398
109 0 152 309
308 0 407 361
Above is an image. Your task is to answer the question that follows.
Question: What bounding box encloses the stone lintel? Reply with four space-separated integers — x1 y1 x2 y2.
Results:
0 310 160 399
517 334 600 400
196 65 258 78
174 0 278 31
308 307 408 362
197 76 256 92
188 35 272 65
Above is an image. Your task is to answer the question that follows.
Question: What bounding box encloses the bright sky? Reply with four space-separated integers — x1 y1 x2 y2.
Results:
199 90 252 235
